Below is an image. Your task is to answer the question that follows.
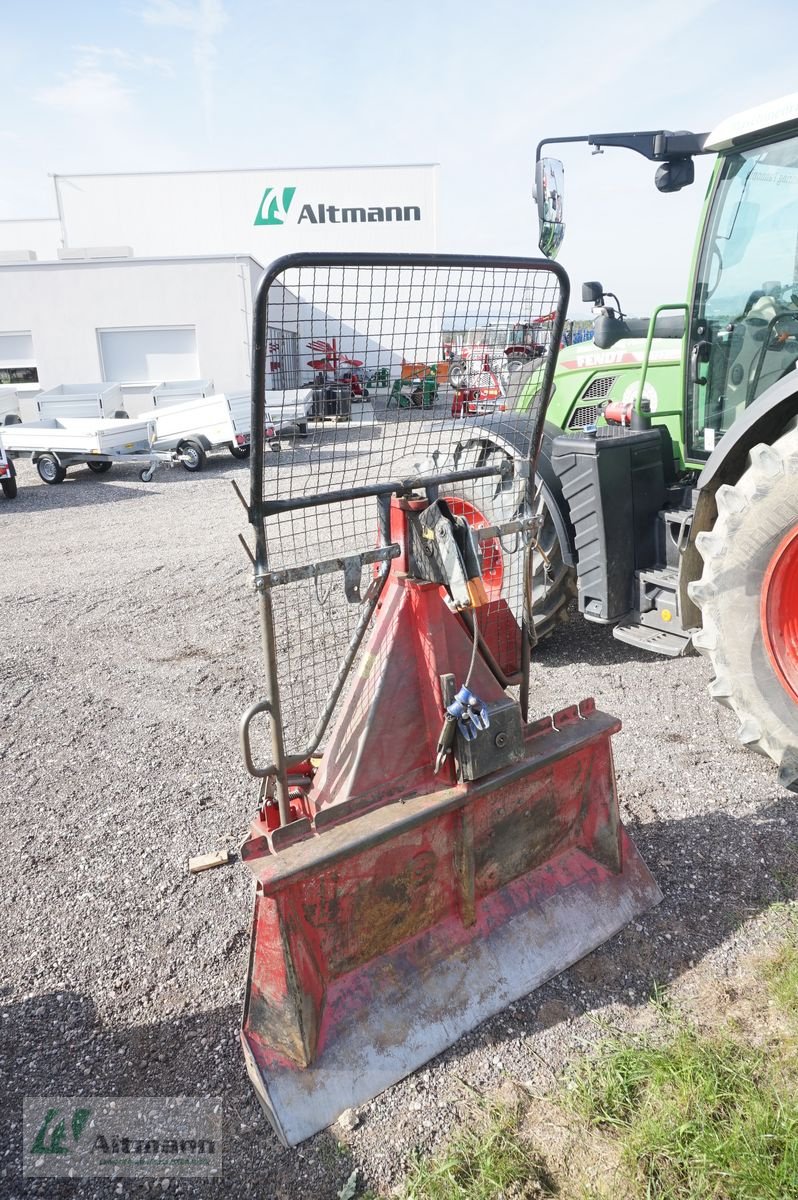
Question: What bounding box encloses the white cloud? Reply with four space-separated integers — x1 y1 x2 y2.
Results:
138 0 228 131
74 44 175 78
33 41 178 114
35 68 133 114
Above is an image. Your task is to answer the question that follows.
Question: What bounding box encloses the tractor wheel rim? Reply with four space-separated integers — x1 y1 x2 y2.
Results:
762 525 798 704
439 495 504 597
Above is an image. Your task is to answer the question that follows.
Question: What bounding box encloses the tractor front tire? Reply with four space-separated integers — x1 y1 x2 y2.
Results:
689 419 798 790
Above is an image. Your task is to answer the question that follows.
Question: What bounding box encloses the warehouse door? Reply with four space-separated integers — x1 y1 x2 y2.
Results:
98 326 200 383
266 326 300 389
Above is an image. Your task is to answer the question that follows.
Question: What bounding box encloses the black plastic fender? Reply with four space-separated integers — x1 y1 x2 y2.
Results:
538 421 577 566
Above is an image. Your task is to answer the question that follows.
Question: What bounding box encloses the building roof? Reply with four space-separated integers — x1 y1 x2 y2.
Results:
0 251 265 271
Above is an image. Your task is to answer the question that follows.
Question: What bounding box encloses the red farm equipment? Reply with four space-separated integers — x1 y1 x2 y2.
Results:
504 309 558 371
233 253 661 1145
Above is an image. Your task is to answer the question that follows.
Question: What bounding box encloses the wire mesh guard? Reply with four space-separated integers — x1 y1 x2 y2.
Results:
249 255 568 761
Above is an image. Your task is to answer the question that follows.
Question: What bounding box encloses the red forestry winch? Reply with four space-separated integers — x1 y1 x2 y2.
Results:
234 253 661 1146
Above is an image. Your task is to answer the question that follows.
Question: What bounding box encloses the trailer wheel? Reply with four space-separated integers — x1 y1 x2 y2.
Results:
1 476 17 499
37 454 66 485
87 461 113 474
139 468 154 483
689 418 798 790
179 439 206 472
230 444 251 460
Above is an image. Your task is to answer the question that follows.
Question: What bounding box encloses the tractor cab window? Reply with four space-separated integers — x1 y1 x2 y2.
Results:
688 133 798 460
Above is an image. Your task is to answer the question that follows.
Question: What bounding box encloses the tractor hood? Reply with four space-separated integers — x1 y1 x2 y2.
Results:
556 338 682 372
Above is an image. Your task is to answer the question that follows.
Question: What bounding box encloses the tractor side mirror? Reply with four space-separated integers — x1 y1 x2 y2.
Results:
655 158 695 193
582 281 604 305
593 311 629 350
535 157 565 259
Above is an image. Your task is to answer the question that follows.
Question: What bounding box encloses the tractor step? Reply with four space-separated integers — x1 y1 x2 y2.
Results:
637 564 679 587
613 620 692 656
657 507 694 567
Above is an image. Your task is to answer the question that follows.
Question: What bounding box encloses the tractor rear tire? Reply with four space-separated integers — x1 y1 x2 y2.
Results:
689 419 798 790
441 438 575 640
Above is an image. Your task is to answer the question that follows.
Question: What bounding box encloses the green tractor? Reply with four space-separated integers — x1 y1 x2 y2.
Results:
523 93 798 790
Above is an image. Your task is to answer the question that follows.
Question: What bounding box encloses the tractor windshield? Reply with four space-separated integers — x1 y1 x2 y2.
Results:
688 132 798 460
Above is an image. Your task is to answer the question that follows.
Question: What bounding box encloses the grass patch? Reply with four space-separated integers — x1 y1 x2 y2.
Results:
567 1024 798 1199
399 1101 551 1200
764 939 798 1016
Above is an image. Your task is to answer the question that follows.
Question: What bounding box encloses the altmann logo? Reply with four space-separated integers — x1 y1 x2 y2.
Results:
255 186 297 225
255 186 422 227
24 1095 222 1180
30 1106 92 1156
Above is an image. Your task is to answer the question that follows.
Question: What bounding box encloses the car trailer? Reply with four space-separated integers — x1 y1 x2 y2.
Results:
0 440 17 499
0 416 176 484
0 386 23 427
36 382 130 420
145 391 257 471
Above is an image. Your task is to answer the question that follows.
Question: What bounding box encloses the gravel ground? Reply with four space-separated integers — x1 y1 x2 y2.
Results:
2 438 797 1200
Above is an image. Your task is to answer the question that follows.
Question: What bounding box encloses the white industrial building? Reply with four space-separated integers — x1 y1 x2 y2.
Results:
0 164 439 415
0 254 263 419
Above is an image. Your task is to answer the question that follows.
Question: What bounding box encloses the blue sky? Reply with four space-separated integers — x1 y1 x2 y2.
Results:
4 0 798 312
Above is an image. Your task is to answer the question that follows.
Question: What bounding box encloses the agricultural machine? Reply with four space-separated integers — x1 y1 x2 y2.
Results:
504 309 557 370
233 254 661 1144
523 92 798 791
306 337 363 417
388 366 438 409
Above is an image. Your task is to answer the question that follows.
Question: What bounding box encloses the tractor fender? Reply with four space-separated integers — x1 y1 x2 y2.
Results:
680 374 798 624
460 415 576 567
538 421 577 567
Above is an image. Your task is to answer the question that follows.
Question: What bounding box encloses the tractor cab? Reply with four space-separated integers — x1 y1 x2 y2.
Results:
687 130 798 459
